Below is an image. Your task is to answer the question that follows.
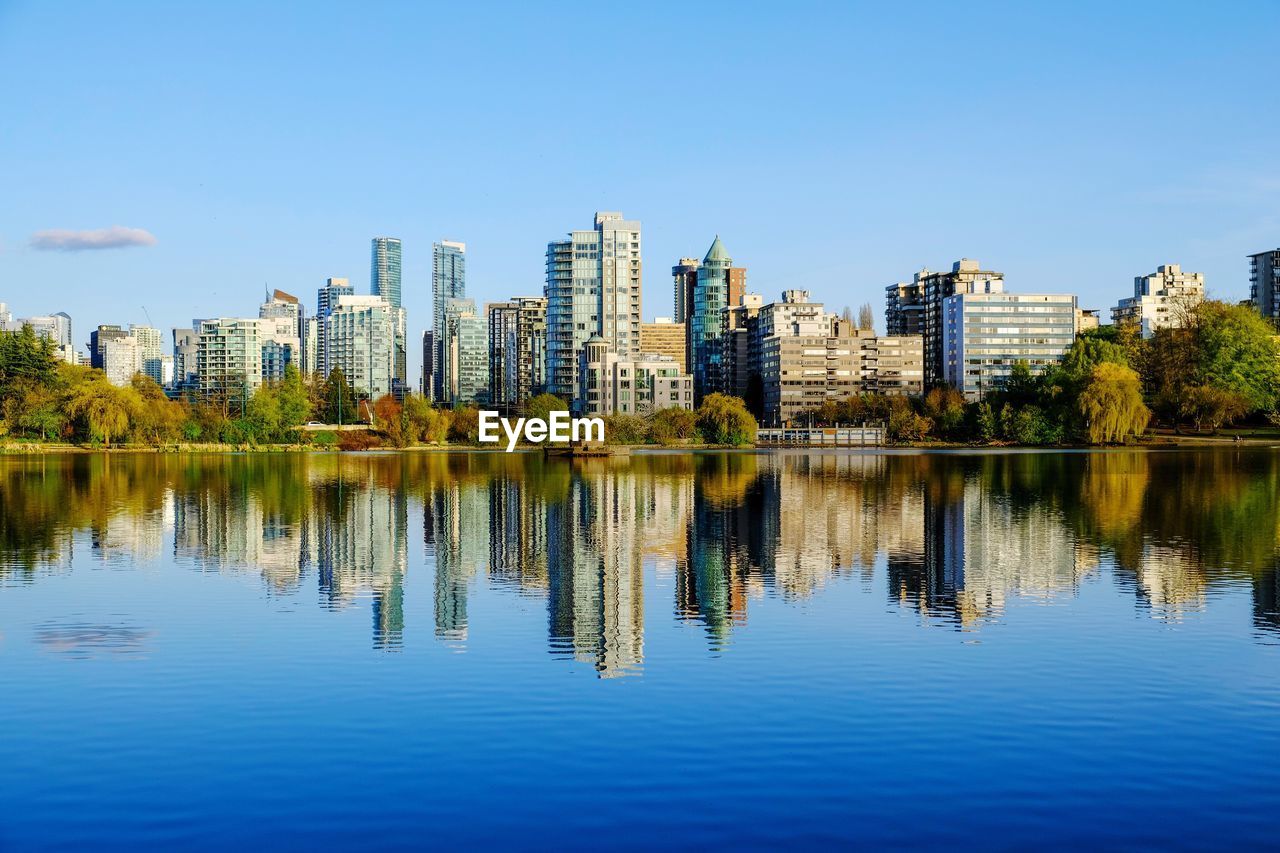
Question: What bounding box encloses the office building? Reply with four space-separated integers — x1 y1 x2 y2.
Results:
440 297 487 406
545 211 642 404
578 335 693 416
942 292 1078 400
1112 264 1204 338
326 295 397 398
371 237 403 309
316 277 354 376
432 240 467 399
690 236 732 400
639 317 686 370
489 296 547 414
1248 249 1280 324
302 317 319 378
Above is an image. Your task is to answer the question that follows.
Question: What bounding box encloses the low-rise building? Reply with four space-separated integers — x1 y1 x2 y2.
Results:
578 335 693 416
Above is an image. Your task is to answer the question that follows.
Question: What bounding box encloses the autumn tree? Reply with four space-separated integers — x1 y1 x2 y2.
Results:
1077 362 1150 444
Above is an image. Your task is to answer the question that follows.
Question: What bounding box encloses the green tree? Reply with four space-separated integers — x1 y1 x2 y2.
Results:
1192 301 1280 412
1076 362 1151 444
1179 384 1248 433
129 375 184 443
923 387 966 438
64 373 140 446
604 413 648 445
696 393 758 446
245 383 282 442
525 393 569 424
448 406 480 443
322 368 357 424
648 406 698 445
276 364 312 429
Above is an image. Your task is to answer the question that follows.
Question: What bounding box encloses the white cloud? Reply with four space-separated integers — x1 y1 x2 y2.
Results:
30 225 157 251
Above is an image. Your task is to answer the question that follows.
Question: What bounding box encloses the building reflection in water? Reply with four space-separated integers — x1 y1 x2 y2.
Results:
2 449 1280 663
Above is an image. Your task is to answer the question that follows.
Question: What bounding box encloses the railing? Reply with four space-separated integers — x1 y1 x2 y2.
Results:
756 426 886 447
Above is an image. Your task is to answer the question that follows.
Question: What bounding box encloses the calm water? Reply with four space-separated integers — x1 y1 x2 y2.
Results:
2 449 1279 849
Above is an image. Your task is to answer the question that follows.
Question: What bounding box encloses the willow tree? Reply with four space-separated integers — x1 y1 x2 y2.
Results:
1077 362 1150 444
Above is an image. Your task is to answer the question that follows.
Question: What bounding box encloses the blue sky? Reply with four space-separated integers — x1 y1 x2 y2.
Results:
2 0 1277 379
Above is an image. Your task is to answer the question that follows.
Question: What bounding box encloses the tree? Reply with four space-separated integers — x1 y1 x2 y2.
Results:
276 364 312 429
64 373 140 446
373 394 408 447
245 383 282 442
858 302 875 332
526 393 569 424
696 393 758 445
129 375 184 444
1192 301 1280 413
1076 362 1150 444
648 406 698 445
448 406 480 443
923 387 966 438
322 368 357 424
1179 385 1248 433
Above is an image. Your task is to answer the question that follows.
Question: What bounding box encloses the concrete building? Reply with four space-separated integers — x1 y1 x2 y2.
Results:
1112 263 1204 338
128 325 163 385
326 295 397 398
421 330 435 400
858 334 925 396
259 315 300 382
172 327 200 391
672 258 700 326
260 289 306 372
488 296 546 415
197 318 266 406
899 260 1006 387
316 277 354 377
720 293 763 400
941 292 1078 400
578 335 693 416
885 277 926 337
639 317 686 371
101 335 144 386
1077 308 1101 333
432 240 466 400
371 237 405 384
89 325 129 369
545 212 642 402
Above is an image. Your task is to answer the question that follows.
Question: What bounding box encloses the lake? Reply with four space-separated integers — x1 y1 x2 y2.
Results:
1 448 1278 849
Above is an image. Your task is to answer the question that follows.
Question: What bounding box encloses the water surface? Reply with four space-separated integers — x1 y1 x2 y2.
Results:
2 449 1278 849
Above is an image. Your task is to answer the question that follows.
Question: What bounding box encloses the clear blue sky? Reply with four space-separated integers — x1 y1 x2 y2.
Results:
2 0 1277 379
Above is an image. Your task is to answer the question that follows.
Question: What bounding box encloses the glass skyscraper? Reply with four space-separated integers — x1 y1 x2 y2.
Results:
370 237 403 309
432 240 467 400
690 236 731 401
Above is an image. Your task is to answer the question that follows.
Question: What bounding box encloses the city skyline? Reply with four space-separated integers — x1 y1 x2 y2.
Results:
3 2 1278 386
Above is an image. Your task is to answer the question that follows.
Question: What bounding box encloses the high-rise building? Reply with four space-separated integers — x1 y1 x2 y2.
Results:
721 293 763 400
440 297 487 406
101 335 144 386
432 240 467 399
639 317 686 370
260 289 306 372
691 236 742 400
197 318 266 408
89 325 129 369
326 295 397 398
544 211 642 405
1112 264 1204 338
488 296 547 415
172 327 200 391
942 292 1078 400
578 335 693 416
421 330 435 400
316 277 354 376
911 259 1005 387
129 325 163 385
370 237 403 309
1248 249 1280 324
885 276 926 337
858 335 925 396
259 315 300 382
302 317 319 379
672 258 700 325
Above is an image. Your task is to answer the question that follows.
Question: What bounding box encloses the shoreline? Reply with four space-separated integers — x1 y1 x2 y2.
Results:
2 435 1278 456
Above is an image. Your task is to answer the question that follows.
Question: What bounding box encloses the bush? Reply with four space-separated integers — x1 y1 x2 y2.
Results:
696 394 758 446
311 430 339 448
604 413 648 445
338 430 381 451
649 407 699 445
